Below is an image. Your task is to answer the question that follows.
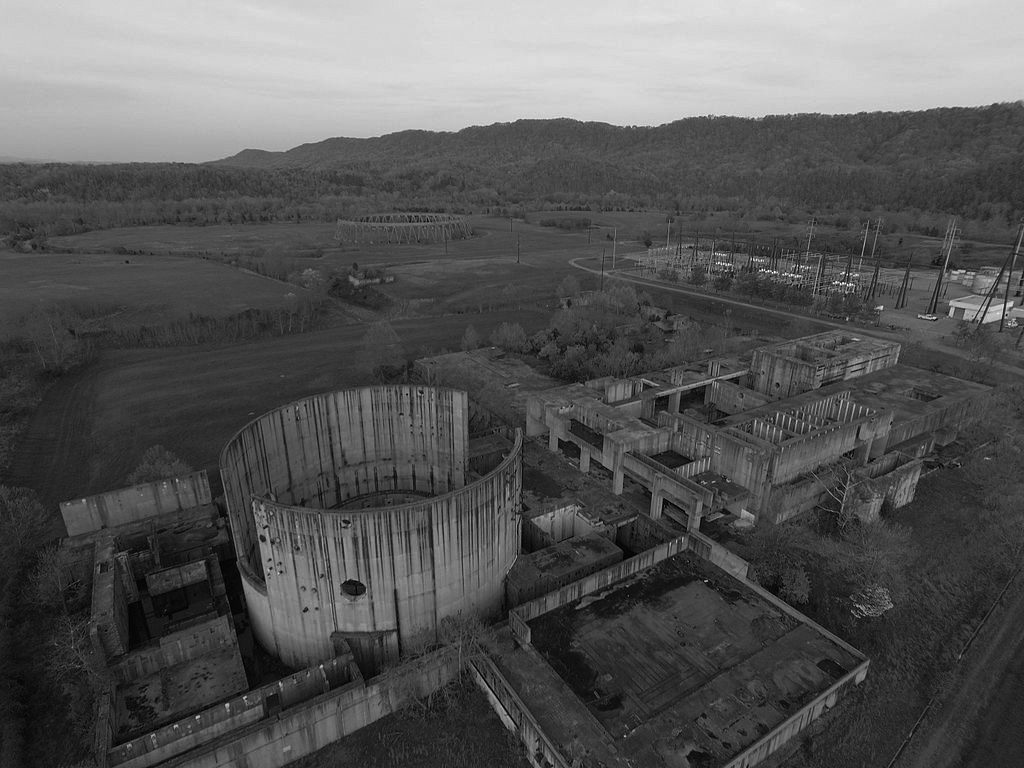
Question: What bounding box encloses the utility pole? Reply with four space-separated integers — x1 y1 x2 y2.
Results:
600 247 606 291
928 217 959 314
868 221 884 303
896 253 914 309
998 222 1024 332
612 227 617 269
856 219 870 278
666 218 672 248
516 234 520 264
443 226 448 256
804 217 816 262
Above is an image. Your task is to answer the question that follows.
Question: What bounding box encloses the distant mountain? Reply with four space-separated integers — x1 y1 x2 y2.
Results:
210 105 1024 216
3 105 1021 242
0 155 55 164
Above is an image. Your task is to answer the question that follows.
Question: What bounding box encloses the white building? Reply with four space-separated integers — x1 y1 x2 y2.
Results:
947 294 1014 324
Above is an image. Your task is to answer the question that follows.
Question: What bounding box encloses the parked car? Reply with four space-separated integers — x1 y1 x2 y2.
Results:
916 313 939 321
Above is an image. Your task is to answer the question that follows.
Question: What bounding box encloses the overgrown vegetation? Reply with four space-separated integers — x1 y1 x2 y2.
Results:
757 386 1024 767
487 280 738 382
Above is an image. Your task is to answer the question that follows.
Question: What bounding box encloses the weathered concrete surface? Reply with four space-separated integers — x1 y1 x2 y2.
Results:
221 386 523 672
61 471 212 536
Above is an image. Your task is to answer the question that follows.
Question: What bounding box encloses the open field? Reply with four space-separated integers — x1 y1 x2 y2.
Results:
0 250 312 325
47 222 342 257
6 309 551 515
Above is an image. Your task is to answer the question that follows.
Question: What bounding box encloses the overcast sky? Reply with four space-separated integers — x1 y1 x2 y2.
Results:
3 0 1022 163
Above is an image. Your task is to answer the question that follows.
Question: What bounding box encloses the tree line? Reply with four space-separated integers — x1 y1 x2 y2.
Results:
3 104 1023 245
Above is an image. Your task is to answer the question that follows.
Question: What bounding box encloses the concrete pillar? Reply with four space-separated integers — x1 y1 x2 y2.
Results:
668 391 682 414
641 398 655 421
548 429 559 453
579 448 590 474
688 500 703 532
612 467 624 495
853 440 872 465
650 492 663 520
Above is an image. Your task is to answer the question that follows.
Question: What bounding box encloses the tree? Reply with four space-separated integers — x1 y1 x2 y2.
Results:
126 446 192 485
489 322 528 353
742 517 914 622
460 325 481 351
28 545 82 612
557 274 581 299
0 486 48 564
360 320 404 380
712 272 733 292
690 263 707 287
45 615 108 740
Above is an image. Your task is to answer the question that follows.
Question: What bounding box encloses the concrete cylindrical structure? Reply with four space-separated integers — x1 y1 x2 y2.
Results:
220 386 522 673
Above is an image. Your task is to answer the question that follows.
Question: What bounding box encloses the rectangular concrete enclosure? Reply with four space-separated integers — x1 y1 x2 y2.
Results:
487 549 869 768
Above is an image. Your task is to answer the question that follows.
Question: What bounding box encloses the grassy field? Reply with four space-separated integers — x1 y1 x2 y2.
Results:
6 309 553 512
0 250 312 325
47 221 341 257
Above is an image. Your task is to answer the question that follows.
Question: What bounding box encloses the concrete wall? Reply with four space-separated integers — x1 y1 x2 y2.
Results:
145 561 208 597
686 532 750 580
91 538 129 660
749 337 900 400
221 386 469 577
221 387 520 672
106 657 355 768
61 472 212 537
155 648 461 768
615 513 676 553
506 533 623 607
470 654 571 768
509 535 690 632
883 396 980 452
111 615 236 685
708 380 772 415
221 386 521 672
764 472 836 524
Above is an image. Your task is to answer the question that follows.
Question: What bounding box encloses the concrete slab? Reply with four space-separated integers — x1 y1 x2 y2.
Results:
114 645 248 740
524 553 863 767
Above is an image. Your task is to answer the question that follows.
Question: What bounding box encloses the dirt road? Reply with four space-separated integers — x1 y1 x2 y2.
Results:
896 570 1024 768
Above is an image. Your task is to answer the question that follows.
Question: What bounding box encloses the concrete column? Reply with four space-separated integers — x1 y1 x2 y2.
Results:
668 391 682 414
548 429 559 453
688 500 703 532
579 448 590 474
650 492 664 520
853 440 872 465
641 398 655 421
612 467 624 495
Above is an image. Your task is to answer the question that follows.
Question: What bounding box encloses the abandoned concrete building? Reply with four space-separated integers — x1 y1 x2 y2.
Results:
60 333 986 768
524 332 984 529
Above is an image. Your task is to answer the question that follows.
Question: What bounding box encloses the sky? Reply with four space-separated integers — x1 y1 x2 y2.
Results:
3 0 1022 163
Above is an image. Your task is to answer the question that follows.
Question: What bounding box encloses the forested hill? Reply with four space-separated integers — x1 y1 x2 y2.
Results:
2 104 1022 243
213 104 1024 218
